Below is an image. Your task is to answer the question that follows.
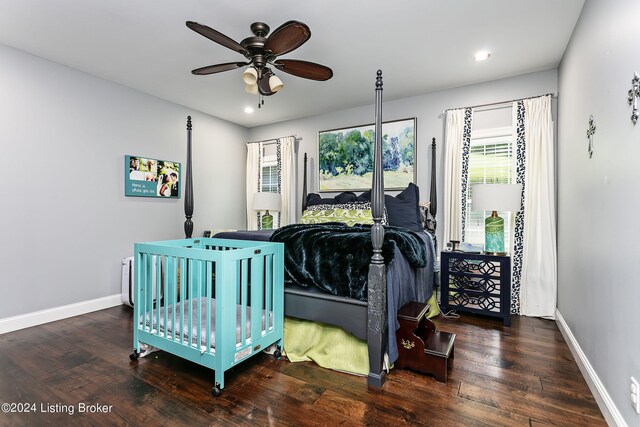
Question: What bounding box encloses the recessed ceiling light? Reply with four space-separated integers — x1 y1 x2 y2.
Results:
244 106 254 114
474 50 491 61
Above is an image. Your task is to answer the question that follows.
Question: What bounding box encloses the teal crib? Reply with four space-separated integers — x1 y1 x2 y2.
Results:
130 238 284 396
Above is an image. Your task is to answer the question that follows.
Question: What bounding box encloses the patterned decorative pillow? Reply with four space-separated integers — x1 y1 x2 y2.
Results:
419 202 430 230
300 207 372 226
305 202 388 225
419 202 436 235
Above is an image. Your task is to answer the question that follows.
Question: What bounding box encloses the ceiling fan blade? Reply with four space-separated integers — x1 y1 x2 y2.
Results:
191 61 249 75
186 21 248 55
273 60 333 81
264 21 311 57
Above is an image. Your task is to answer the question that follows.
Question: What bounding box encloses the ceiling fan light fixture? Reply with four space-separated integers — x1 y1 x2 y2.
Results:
245 83 258 94
242 67 258 85
269 74 284 92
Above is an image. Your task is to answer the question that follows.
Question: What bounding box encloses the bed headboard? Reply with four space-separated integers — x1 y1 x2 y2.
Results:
299 136 438 235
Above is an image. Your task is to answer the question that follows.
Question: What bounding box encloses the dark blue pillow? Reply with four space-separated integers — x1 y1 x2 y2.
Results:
334 191 357 204
357 183 421 231
356 189 371 202
306 191 357 206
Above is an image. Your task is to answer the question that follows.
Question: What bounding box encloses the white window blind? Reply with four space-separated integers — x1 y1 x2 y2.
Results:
260 151 279 194
465 127 515 248
261 164 278 193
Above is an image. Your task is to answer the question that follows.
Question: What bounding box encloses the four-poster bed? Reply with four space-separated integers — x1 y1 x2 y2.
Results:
182 70 442 387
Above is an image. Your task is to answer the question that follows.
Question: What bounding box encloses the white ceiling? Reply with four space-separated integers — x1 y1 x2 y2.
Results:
0 0 584 128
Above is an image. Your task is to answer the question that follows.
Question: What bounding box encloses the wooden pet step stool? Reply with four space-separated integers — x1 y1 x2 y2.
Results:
395 301 456 382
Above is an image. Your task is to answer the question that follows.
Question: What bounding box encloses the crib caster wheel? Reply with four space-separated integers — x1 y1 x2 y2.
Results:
211 383 222 397
274 347 282 360
129 350 140 361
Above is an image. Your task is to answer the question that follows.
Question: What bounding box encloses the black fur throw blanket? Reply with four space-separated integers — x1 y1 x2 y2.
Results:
269 222 428 301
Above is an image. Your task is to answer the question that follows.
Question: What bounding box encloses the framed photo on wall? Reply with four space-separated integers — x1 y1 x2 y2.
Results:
318 117 416 192
125 155 181 198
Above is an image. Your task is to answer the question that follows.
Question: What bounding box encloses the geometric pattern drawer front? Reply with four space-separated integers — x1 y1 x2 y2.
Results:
448 275 502 313
450 275 498 293
449 258 501 277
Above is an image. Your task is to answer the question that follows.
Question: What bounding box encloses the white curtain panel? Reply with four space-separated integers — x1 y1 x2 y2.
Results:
245 142 261 230
443 108 473 245
520 95 557 318
279 136 297 226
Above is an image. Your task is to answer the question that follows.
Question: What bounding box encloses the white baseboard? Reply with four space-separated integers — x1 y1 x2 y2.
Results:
0 294 122 335
555 308 627 427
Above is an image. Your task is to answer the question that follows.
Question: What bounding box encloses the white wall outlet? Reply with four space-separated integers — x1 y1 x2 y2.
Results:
631 376 640 414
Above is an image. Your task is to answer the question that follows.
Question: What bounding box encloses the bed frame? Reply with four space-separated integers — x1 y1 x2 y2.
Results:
182 70 437 388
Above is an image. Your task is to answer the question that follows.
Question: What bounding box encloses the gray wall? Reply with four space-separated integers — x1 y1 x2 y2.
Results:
558 0 640 424
248 69 558 246
0 44 248 319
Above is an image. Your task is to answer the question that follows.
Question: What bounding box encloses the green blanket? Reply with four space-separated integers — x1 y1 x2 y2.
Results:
283 293 440 375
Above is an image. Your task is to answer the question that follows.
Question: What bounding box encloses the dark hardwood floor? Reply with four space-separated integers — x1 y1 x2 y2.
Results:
0 306 605 426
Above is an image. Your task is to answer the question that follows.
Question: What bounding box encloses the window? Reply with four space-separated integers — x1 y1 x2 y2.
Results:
259 154 280 228
465 127 515 248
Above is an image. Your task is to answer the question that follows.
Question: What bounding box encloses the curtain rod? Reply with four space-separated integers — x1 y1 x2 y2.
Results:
246 135 299 145
442 92 557 115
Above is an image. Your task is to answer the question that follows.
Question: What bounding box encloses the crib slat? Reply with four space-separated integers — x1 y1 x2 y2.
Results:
180 257 186 345
240 258 248 345
250 255 265 341
162 256 168 339
188 258 194 348
196 258 202 352
205 260 212 352
167 256 175 341
146 254 154 334
265 254 272 330
155 255 162 338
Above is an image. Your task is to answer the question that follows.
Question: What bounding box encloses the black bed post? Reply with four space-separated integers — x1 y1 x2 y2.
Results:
429 137 437 249
301 153 308 213
367 70 387 388
184 116 194 238
429 137 437 217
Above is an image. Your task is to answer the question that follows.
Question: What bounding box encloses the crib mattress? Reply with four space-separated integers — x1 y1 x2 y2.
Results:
141 297 272 350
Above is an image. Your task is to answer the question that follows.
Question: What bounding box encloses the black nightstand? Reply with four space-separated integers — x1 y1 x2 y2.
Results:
440 251 511 326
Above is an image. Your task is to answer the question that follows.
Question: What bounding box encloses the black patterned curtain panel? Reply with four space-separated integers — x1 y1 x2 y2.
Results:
511 101 526 315
459 108 473 241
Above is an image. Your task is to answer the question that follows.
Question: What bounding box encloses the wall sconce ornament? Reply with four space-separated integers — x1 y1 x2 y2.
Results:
628 72 639 124
587 115 596 159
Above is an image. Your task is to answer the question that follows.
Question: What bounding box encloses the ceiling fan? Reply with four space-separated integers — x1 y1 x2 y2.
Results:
186 20 333 105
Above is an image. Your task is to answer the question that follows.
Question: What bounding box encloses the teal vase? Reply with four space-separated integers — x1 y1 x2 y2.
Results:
485 212 504 254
